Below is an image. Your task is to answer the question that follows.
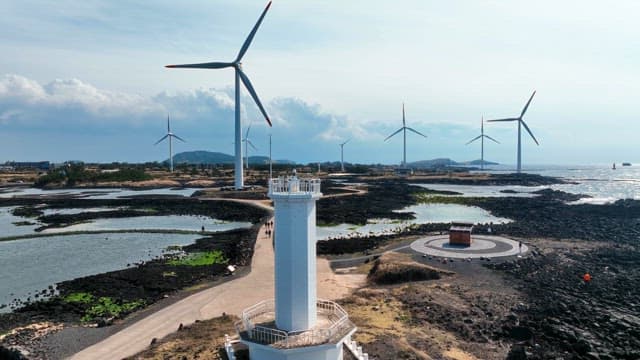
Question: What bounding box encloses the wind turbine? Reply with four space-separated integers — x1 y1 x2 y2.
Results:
243 123 258 170
339 139 350 172
487 90 539 173
466 117 499 171
154 115 185 173
166 1 273 189
384 103 427 167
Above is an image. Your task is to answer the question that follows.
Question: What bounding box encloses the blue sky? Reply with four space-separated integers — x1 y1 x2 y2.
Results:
1 0 639 166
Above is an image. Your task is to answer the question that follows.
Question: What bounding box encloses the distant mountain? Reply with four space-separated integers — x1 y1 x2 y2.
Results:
407 158 499 168
461 159 499 166
408 158 458 168
168 151 295 165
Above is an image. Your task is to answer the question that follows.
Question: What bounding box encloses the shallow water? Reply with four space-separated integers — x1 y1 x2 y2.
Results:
0 207 41 237
0 233 201 311
41 207 128 216
476 164 640 203
412 183 539 198
317 203 510 240
41 215 252 234
0 187 198 199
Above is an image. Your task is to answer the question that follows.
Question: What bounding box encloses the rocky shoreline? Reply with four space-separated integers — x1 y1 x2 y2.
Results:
0 197 271 359
2 175 638 359
317 182 640 360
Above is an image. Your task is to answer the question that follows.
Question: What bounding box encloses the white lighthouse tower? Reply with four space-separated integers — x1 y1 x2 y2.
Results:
236 172 356 360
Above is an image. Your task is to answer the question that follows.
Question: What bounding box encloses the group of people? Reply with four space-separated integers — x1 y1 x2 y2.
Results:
265 220 274 238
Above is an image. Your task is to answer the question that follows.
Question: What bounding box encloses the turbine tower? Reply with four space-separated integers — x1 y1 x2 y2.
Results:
166 1 273 189
154 115 185 173
487 91 539 173
243 123 258 170
384 103 427 167
339 139 350 172
466 117 499 171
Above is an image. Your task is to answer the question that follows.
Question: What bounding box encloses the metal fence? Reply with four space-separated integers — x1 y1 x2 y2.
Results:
235 299 354 348
269 177 321 195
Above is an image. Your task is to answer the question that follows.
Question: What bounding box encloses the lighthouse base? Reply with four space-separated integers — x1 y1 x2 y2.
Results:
244 329 354 360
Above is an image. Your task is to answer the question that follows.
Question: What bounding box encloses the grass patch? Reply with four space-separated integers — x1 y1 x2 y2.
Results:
414 193 474 205
64 292 95 304
81 297 145 322
63 292 145 322
168 251 228 266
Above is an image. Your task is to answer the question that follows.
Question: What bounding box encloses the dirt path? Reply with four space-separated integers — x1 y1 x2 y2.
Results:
71 200 365 360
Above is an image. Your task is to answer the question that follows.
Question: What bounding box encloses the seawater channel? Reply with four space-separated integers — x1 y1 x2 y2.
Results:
317 203 512 240
0 187 250 311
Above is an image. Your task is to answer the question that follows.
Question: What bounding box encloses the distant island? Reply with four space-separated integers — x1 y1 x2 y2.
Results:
407 158 499 169
168 151 295 166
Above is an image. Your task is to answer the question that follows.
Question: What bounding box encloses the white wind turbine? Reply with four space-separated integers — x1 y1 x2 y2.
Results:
243 123 258 170
166 1 273 189
384 103 427 167
339 139 350 172
487 91 539 173
154 115 185 173
466 117 499 171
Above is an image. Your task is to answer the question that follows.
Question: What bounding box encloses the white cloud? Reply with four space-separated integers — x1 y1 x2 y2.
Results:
0 74 164 126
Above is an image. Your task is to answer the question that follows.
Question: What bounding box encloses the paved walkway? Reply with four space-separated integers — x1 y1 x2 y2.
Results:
410 235 528 259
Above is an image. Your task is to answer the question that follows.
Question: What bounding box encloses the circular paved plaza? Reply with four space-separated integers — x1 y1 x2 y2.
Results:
410 235 528 259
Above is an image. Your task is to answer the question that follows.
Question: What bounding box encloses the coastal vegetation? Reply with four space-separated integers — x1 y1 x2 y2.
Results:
34 164 152 187
64 292 145 323
167 251 227 266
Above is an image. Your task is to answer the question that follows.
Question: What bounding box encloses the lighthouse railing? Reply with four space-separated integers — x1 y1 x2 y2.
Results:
269 177 321 195
236 299 354 348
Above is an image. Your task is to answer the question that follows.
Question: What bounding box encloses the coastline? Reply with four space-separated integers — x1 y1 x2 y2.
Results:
1 173 639 359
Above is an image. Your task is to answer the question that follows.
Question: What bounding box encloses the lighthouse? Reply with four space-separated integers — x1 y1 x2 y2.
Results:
236 172 356 360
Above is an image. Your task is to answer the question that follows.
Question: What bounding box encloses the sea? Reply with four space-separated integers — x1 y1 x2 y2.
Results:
474 164 640 203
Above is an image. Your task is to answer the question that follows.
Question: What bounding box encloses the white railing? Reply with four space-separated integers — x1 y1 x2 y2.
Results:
235 299 354 348
269 176 321 195
345 335 370 360
224 334 236 360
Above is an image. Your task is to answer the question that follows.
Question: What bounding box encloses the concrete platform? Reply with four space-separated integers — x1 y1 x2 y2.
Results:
410 235 528 259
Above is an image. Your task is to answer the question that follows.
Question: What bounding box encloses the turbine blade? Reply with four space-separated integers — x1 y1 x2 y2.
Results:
245 123 252 138
520 90 536 117
154 134 169 145
466 135 482 145
173 134 186 143
406 127 427 138
236 1 272 62
384 128 403 141
165 62 234 69
521 120 539 145
167 115 171 132
238 69 272 127
248 140 258 151
486 118 519 122
483 135 500 144
402 103 406 127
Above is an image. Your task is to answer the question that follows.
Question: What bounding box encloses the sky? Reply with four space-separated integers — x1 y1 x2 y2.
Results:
1 0 639 166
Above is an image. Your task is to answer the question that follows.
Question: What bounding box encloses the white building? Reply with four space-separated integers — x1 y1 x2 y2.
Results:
235 173 357 360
